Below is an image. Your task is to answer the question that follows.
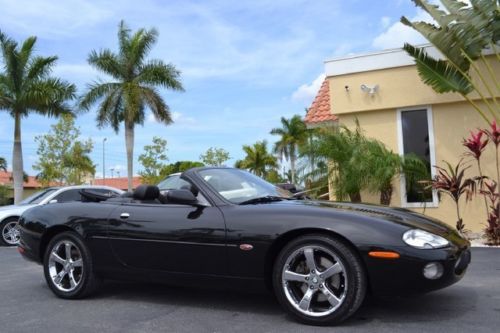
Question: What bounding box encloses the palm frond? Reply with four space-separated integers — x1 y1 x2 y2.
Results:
136 60 184 91
140 86 172 125
27 56 57 80
88 49 123 80
79 81 121 111
403 43 473 94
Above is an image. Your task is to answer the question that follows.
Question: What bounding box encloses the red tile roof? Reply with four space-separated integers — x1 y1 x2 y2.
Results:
0 171 49 188
304 78 338 125
92 177 142 191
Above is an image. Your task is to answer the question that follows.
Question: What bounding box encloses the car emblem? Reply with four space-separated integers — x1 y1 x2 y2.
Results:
239 244 253 251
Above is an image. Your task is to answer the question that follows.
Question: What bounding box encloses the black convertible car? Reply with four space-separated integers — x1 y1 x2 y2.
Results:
18 167 471 325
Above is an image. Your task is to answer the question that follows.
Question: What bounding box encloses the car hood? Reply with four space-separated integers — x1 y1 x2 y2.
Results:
281 199 459 238
0 204 37 217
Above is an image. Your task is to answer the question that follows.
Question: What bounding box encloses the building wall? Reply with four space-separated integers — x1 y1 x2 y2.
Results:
325 53 498 233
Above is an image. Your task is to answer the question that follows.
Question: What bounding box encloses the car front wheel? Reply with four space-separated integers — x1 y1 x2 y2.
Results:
0 217 21 246
43 231 100 299
272 234 367 325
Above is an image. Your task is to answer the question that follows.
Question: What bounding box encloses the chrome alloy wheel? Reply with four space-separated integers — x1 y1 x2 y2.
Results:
2 220 20 245
48 240 84 292
281 245 347 317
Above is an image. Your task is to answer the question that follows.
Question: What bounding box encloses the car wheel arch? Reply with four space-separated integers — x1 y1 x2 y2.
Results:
264 228 369 292
1 216 20 224
39 225 79 262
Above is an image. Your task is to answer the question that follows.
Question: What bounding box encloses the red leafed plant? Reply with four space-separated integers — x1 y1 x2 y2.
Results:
480 180 500 245
463 130 488 160
432 160 481 232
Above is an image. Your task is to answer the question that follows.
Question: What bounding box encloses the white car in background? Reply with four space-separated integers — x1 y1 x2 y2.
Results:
0 185 123 246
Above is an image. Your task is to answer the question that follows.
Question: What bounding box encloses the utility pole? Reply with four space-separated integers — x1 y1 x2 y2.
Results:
103 138 107 184
110 168 114 178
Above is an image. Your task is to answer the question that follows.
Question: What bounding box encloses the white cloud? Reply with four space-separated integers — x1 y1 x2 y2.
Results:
147 111 196 125
0 0 112 38
291 73 325 105
380 16 391 29
372 11 433 50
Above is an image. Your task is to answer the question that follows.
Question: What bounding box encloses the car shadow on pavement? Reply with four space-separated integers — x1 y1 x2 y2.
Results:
92 280 476 326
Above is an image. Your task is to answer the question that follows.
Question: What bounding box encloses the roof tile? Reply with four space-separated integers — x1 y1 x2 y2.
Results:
304 78 338 125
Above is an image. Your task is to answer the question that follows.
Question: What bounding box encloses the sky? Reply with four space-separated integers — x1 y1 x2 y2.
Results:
0 0 429 178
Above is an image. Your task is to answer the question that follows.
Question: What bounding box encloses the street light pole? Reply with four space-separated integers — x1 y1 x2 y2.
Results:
103 138 107 185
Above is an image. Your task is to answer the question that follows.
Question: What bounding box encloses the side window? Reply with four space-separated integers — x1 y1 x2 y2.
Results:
54 189 82 203
158 175 180 190
92 188 121 197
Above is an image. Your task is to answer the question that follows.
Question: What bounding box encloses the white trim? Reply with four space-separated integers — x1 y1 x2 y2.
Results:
396 106 439 208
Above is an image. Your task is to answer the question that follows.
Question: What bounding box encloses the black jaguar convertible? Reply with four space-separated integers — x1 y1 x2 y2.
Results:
18 167 471 325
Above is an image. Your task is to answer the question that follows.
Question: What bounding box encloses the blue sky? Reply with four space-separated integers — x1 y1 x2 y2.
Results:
0 0 428 177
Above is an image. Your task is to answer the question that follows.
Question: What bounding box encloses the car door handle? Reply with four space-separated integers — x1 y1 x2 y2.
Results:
120 213 130 219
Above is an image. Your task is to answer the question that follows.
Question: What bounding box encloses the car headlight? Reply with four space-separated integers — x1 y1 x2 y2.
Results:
402 229 449 249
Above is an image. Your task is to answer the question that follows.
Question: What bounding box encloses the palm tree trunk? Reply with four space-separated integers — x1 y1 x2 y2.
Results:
349 192 361 203
380 185 393 206
125 122 135 192
290 155 296 185
12 112 24 204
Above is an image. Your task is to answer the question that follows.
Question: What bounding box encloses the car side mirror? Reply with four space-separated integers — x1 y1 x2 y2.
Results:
48 199 58 204
166 189 198 205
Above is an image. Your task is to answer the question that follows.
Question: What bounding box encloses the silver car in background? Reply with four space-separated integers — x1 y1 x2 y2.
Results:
0 186 123 246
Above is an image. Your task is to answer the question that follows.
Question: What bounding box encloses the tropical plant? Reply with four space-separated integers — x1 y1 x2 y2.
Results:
0 157 6 171
33 114 95 186
199 147 230 167
463 129 490 214
79 21 184 191
401 0 499 123
309 123 367 202
235 140 277 178
0 31 76 203
480 180 500 245
0 184 10 206
270 115 308 184
482 120 500 191
138 136 168 184
432 160 481 232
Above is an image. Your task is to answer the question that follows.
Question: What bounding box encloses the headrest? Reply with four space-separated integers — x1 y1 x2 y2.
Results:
133 185 160 201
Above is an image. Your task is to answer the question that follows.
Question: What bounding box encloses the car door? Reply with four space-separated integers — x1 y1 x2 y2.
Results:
107 200 227 276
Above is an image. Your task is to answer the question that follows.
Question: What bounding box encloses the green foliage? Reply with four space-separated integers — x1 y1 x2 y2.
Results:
0 157 6 171
79 20 184 191
235 140 278 178
265 169 286 184
33 114 95 185
199 147 230 166
159 161 205 179
0 184 10 206
0 30 76 202
270 115 308 184
401 0 500 123
138 136 168 184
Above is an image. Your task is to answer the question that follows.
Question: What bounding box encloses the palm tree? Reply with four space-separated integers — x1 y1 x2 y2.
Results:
270 115 307 184
0 157 6 171
0 32 76 203
401 0 499 123
80 21 184 191
235 140 277 178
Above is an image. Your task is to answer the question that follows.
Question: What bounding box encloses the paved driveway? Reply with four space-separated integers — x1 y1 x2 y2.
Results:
1 247 499 333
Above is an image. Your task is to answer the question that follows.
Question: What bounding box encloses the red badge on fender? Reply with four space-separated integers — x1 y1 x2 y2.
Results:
239 244 253 251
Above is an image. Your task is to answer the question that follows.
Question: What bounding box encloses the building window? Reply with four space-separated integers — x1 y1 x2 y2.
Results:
397 107 438 207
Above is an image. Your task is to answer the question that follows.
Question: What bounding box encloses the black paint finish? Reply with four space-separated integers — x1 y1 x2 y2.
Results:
18 167 470 295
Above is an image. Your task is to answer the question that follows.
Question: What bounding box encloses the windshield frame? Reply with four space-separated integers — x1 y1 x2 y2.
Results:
196 168 293 205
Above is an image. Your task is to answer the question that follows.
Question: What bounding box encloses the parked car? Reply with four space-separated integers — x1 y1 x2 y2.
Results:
18 167 470 325
0 186 123 246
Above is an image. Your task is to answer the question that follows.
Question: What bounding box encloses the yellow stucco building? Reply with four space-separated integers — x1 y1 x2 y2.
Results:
305 44 499 233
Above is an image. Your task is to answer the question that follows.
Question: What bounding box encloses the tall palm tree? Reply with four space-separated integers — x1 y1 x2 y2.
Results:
0 157 6 171
270 115 307 184
0 31 76 203
80 21 184 191
235 140 277 178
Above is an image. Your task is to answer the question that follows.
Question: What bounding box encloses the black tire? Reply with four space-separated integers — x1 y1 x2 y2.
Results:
272 234 366 326
0 217 20 246
43 231 100 299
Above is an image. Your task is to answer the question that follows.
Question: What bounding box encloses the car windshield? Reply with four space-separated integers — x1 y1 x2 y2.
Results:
198 168 293 204
19 188 58 205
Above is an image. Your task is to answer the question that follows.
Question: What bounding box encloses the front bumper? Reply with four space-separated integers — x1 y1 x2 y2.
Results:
363 243 471 295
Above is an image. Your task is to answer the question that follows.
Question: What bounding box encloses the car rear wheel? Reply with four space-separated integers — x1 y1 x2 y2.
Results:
272 234 366 325
0 217 20 246
43 231 100 299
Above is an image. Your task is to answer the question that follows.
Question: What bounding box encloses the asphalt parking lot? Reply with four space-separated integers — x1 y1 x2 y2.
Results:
1 247 499 333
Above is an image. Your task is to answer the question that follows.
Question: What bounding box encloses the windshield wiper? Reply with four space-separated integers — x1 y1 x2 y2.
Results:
239 195 287 205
